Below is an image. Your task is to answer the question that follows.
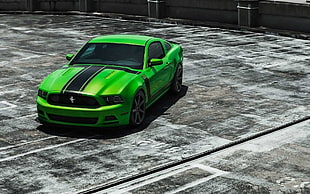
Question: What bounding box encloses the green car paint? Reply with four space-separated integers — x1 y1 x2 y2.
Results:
37 34 183 127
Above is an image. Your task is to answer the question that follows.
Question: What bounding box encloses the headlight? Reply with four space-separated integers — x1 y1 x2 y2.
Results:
103 95 124 105
38 89 48 99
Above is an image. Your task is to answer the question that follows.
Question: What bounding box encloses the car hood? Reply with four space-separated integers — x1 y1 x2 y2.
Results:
39 65 140 95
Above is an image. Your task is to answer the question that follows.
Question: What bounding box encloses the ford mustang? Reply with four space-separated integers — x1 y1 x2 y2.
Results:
37 34 183 127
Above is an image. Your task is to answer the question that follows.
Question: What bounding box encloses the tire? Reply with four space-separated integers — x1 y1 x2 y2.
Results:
130 90 146 127
171 64 183 94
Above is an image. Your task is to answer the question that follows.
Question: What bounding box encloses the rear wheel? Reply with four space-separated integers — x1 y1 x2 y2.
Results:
171 64 183 94
130 90 146 126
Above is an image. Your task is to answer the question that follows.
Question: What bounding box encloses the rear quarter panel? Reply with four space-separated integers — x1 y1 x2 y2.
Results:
166 42 183 81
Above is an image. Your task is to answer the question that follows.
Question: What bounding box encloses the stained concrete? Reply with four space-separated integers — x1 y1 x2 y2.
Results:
103 120 310 193
0 14 309 193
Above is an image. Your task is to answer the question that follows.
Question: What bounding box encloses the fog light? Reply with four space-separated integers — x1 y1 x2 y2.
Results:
105 116 117 121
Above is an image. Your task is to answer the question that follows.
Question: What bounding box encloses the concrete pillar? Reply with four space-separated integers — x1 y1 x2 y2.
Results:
80 0 93 12
25 0 38 11
147 0 165 19
236 0 259 27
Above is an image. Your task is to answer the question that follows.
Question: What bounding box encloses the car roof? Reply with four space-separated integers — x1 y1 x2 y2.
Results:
88 34 156 46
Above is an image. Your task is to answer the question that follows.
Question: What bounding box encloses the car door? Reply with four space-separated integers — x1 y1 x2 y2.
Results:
145 41 172 100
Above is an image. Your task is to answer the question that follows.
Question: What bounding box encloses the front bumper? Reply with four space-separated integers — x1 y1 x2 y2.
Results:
37 97 131 127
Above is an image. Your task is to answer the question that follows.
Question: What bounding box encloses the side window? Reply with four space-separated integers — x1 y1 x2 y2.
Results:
148 42 165 60
164 42 171 52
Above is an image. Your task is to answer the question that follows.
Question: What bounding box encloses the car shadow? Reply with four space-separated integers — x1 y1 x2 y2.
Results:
37 85 188 140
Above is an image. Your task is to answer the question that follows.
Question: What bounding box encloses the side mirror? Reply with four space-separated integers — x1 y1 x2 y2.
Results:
149 59 163 66
66 54 74 61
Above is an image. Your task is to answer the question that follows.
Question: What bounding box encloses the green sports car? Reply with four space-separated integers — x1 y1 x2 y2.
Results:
37 34 183 127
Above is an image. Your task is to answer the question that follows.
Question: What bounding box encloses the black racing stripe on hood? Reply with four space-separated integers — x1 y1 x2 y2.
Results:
79 66 106 91
61 66 89 93
104 66 141 74
65 65 141 74
63 66 105 92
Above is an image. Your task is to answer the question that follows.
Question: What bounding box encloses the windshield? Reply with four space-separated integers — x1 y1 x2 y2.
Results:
71 43 145 69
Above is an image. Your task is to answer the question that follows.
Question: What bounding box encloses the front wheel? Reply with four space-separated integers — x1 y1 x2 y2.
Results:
171 64 183 94
130 90 146 127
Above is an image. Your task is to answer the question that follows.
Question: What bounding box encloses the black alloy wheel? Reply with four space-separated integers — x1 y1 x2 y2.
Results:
130 90 146 126
171 64 183 94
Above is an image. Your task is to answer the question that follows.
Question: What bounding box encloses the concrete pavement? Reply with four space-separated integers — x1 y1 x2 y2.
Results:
102 119 310 193
0 14 309 193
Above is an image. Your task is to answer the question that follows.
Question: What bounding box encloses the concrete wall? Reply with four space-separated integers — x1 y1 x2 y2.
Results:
166 0 238 24
259 1 310 32
0 0 310 33
0 0 238 23
93 0 148 16
0 0 25 10
37 0 79 11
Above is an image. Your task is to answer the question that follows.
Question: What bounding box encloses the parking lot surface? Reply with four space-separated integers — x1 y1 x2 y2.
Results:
0 14 309 193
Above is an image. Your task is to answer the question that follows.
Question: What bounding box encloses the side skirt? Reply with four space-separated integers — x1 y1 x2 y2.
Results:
146 81 172 109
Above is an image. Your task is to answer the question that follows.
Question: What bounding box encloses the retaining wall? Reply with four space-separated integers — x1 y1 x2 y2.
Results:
0 0 310 33
166 0 238 24
0 0 25 10
259 1 310 32
92 0 148 16
38 0 79 11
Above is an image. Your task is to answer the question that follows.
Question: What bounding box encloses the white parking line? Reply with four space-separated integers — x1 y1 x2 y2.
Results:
166 164 228 194
0 136 57 151
0 113 37 122
192 163 228 174
166 173 227 194
100 163 228 194
0 89 24 96
0 138 89 163
104 165 195 194
0 83 19 89
0 101 17 110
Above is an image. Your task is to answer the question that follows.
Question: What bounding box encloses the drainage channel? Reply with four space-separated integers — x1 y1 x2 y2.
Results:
78 116 310 194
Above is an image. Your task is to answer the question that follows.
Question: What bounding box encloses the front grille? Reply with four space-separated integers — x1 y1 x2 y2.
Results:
47 114 98 124
47 93 99 108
